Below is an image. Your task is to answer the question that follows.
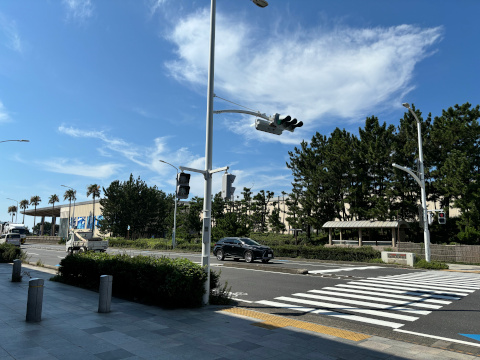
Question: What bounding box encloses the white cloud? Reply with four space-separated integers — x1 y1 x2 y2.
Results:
63 0 94 22
59 125 147 166
58 125 205 180
0 101 12 124
0 13 22 53
148 0 168 17
38 158 121 179
164 10 443 138
132 107 155 119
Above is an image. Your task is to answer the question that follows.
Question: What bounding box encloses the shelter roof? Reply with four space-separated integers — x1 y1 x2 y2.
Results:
322 220 408 229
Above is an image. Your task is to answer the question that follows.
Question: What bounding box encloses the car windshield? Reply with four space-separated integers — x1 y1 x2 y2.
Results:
240 238 261 246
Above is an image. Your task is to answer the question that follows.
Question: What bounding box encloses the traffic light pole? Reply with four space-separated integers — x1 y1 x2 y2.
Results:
202 0 267 305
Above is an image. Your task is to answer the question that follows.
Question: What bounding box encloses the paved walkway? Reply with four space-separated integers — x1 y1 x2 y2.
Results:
0 262 479 360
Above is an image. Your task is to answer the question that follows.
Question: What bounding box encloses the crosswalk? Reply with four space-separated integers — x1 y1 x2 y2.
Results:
257 271 480 329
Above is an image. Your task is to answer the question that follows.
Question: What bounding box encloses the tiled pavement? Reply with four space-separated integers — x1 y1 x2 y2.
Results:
0 262 479 360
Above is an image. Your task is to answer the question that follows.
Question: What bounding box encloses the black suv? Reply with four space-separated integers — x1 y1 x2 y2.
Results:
213 237 274 263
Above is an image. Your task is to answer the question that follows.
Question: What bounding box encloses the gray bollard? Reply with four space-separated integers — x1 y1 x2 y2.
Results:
98 275 113 313
26 278 44 322
12 259 22 282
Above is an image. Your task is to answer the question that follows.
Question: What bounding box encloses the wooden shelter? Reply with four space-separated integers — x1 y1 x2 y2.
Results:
322 220 409 247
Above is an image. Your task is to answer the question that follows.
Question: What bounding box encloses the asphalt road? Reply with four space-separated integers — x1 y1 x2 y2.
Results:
21 243 480 354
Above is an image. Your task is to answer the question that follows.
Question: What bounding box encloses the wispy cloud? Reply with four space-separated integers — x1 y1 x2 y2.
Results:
59 125 147 166
58 125 205 178
163 9 443 139
62 0 94 22
132 107 155 119
0 101 12 124
37 158 121 179
0 13 22 53
148 0 169 17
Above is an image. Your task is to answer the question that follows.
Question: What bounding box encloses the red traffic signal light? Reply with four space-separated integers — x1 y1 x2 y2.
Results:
438 212 446 224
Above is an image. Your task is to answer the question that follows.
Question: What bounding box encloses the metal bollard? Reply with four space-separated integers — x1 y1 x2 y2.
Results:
12 259 22 282
26 278 44 322
98 275 113 313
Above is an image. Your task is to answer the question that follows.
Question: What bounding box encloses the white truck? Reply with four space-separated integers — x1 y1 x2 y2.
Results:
66 230 108 253
1 222 27 244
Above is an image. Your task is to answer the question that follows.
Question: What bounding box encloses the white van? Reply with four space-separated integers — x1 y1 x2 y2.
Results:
0 233 21 246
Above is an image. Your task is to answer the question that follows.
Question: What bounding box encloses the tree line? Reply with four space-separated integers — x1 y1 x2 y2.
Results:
286 102 480 244
98 102 480 245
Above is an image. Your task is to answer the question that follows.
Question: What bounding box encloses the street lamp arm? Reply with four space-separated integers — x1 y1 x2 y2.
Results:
392 163 422 187
0 139 29 143
159 160 179 172
213 109 270 121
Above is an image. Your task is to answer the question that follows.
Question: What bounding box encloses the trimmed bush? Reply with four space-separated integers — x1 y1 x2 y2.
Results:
414 259 449 270
56 253 208 308
0 244 22 263
271 244 381 262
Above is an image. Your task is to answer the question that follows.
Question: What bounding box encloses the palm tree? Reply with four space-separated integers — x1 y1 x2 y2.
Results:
87 184 101 232
8 205 17 222
63 189 76 230
30 196 41 234
48 194 59 236
19 199 29 224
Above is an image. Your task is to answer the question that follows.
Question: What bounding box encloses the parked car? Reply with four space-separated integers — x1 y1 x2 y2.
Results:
0 233 21 247
213 237 274 263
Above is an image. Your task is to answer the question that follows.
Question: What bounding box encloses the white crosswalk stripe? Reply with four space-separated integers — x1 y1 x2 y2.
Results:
256 271 480 329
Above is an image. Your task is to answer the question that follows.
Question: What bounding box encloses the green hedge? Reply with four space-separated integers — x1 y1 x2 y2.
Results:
0 244 22 263
56 253 208 308
271 245 381 262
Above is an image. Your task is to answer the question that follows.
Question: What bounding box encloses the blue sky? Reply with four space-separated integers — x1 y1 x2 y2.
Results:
1 0 479 230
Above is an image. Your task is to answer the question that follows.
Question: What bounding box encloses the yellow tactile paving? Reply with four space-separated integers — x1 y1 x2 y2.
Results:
442 270 480 274
221 307 371 342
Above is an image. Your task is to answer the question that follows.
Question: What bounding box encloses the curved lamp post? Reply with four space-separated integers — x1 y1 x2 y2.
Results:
159 160 178 249
201 0 268 304
392 103 431 262
0 140 29 143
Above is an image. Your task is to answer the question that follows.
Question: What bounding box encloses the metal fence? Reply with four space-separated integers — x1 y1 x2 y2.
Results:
398 242 480 264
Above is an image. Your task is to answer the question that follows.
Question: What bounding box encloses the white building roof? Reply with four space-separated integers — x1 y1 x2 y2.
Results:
322 220 408 229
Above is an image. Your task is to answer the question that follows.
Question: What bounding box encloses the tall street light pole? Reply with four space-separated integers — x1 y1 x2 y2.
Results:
7 198 19 223
393 103 431 262
202 0 268 305
159 160 178 249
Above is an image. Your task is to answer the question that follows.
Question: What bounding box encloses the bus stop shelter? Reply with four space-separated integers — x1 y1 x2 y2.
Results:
322 220 409 247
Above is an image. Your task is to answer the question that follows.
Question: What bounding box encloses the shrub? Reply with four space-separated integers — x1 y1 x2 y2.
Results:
0 244 23 263
56 252 209 308
271 244 381 262
414 259 449 270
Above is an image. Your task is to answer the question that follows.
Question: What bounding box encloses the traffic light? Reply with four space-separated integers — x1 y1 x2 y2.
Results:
222 173 236 200
254 114 303 135
273 113 303 132
176 172 190 199
438 212 446 224
427 212 434 225
255 119 283 135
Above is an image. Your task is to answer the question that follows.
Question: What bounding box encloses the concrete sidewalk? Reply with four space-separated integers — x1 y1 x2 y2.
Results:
0 263 478 360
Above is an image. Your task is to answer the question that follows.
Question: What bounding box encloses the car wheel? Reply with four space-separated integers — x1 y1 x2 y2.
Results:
78 247 85 254
216 249 225 261
262 259 270 263
244 251 254 263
